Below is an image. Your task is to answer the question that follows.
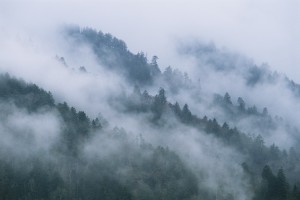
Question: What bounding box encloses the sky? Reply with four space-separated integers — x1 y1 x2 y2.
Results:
0 0 299 81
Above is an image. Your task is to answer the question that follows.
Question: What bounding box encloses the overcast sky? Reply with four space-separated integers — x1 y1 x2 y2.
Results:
1 0 299 81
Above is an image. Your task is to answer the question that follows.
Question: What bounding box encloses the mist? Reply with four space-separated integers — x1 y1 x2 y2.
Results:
0 0 299 199
1 0 299 78
0 26 255 199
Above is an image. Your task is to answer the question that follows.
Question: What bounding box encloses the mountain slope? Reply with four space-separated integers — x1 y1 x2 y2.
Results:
1 26 300 200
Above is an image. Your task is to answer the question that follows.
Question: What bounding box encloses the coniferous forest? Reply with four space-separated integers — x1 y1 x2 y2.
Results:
0 2 300 200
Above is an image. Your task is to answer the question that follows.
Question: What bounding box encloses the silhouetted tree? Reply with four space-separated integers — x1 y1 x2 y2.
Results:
151 88 167 120
276 168 288 200
237 97 246 111
181 104 192 123
224 92 232 105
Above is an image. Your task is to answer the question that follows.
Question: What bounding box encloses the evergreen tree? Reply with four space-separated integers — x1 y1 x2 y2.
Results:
237 97 246 111
276 168 288 200
181 104 192 123
173 102 181 117
224 92 232 105
151 88 167 120
261 165 276 200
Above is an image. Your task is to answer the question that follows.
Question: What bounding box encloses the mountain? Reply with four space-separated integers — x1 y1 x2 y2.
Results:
65 26 161 85
0 26 300 200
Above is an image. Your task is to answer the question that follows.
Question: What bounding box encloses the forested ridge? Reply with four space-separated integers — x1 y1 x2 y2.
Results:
1 27 300 200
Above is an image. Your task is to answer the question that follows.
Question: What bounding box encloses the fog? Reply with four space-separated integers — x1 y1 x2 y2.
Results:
0 102 61 158
1 0 299 80
0 25 254 200
170 41 300 149
0 0 299 199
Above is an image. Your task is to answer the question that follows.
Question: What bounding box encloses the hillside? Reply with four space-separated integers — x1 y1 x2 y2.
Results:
0 26 300 200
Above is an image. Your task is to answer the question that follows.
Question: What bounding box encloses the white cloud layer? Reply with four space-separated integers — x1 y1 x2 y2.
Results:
0 0 299 80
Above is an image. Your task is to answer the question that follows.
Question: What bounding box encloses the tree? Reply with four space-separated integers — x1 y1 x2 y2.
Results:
92 118 102 130
223 92 232 105
262 165 274 181
276 168 288 200
261 165 276 200
78 111 88 122
172 102 181 117
151 88 167 120
222 122 229 130
248 105 258 114
269 144 280 161
206 118 221 135
151 55 158 66
155 88 167 105
181 104 192 123
237 97 245 111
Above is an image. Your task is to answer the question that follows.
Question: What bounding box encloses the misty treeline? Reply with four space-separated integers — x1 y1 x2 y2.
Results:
0 73 198 200
65 26 161 85
181 41 300 93
1 26 300 200
121 86 300 199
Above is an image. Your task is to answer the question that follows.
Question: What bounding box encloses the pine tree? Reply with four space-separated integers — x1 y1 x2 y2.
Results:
224 92 232 105
181 104 192 123
151 88 167 120
276 168 288 200
237 97 245 111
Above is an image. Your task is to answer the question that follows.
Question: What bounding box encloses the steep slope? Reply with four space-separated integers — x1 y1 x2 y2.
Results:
63 27 300 150
0 74 200 200
65 26 161 85
1 26 300 200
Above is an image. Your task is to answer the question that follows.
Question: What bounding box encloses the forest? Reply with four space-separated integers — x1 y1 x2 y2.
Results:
0 26 300 200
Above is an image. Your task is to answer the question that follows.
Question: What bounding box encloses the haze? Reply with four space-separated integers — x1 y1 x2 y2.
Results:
1 0 299 81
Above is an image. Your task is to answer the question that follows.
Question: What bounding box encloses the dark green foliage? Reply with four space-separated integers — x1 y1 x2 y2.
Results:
91 118 102 130
0 74 99 156
255 166 290 200
0 73 55 111
122 86 300 200
181 104 192 123
214 92 271 118
237 97 246 111
172 102 182 117
224 92 232 105
3 26 300 200
0 74 201 200
277 168 289 200
151 88 167 121
66 26 161 85
248 105 258 115
1 64 300 200
56 102 92 155
213 92 279 139
0 137 199 200
0 158 64 200
125 146 199 200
